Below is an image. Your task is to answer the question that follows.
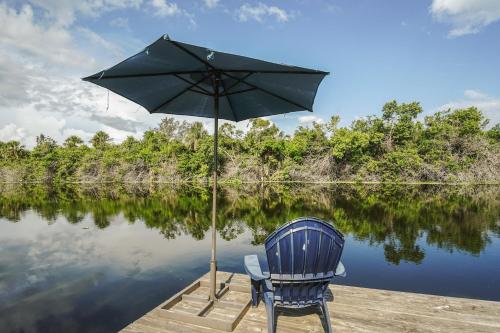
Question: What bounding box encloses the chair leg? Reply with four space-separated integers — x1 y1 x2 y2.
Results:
250 279 261 307
320 299 332 333
264 298 276 333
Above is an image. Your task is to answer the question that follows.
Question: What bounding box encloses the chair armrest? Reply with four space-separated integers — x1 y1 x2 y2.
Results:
334 260 346 277
244 255 270 281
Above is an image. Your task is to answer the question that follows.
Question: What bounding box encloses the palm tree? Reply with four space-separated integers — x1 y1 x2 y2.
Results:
184 122 207 151
5 141 27 160
64 135 84 148
90 131 111 150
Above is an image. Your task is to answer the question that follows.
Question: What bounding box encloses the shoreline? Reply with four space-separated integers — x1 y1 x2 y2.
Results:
1 180 499 186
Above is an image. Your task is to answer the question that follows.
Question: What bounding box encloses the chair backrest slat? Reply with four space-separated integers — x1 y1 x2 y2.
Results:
290 230 294 279
302 227 308 277
264 217 345 307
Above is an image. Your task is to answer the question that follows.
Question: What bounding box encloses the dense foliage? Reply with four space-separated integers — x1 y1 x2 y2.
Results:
1 101 499 183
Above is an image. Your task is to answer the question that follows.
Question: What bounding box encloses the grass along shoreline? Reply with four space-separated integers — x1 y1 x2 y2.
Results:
1 179 499 186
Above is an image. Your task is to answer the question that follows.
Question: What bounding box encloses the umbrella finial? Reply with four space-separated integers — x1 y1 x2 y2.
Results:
163 34 170 41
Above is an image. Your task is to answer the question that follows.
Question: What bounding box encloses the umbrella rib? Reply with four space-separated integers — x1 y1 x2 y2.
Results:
220 73 253 96
223 72 312 112
151 73 212 113
189 88 212 96
83 70 208 80
225 70 328 75
83 70 328 81
174 74 213 95
223 87 257 96
169 40 217 71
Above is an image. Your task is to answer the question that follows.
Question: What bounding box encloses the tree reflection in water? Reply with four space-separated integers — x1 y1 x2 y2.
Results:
0 183 498 265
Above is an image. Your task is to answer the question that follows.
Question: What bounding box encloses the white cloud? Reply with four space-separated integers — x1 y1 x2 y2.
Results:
203 0 220 9
463 89 489 100
0 2 156 147
326 3 341 14
298 115 324 124
150 0 181 16
0 124 27 142
430 0 500 37
149 0 196 27
1 104 68 146
0 4 91 68
61 128 95 143
237 3 290 23
28 0 143 27
436 89 500 126
109 17 129 29
0 71 154 147
0 54 32 108
77 27 124 57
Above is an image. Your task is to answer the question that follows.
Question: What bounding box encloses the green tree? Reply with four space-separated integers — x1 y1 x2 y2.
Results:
90 131 112 150
245 119 285 180
1 141 28 161
33 134 57 156
181 122 207 151
487 124 500 143
64 135 84 148
287 122 328 162
28 134 59 181
157 117 181 139
381 100 423 149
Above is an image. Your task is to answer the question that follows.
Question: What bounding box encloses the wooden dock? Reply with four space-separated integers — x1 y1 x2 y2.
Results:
121 271 500 333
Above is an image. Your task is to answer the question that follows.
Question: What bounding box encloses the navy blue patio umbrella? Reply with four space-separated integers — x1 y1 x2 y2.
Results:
83 34 328 302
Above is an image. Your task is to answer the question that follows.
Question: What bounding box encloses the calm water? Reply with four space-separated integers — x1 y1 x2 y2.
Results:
0 183 499 333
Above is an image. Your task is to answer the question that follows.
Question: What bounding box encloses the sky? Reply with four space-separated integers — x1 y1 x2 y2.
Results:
0 0 499 147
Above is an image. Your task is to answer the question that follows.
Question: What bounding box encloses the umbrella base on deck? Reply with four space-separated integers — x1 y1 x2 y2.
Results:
160 272 251 332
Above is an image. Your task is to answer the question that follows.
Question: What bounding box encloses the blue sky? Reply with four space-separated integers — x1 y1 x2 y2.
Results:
0 0 499 146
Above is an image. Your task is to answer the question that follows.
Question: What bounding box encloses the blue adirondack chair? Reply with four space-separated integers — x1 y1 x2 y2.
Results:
244 217 346 333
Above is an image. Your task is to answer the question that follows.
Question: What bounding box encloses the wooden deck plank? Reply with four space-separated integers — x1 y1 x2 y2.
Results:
238 296 500 332
332 286 500 314
332 295 500 326
120 272 500 333
333 304 498 333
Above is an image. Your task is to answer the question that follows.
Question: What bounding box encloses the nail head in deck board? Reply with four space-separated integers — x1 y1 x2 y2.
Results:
120 271 500 333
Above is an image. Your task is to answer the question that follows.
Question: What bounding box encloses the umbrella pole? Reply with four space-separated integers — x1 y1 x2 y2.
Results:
209 84 219 302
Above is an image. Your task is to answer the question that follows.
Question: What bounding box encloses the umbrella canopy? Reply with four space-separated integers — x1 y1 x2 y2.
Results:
82 35 328 303
83 34 328 121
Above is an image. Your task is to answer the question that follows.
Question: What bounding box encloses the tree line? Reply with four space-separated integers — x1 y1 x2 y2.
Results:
0 100 499 183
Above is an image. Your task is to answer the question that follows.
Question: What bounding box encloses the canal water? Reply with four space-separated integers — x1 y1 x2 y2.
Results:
0 184 499 332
